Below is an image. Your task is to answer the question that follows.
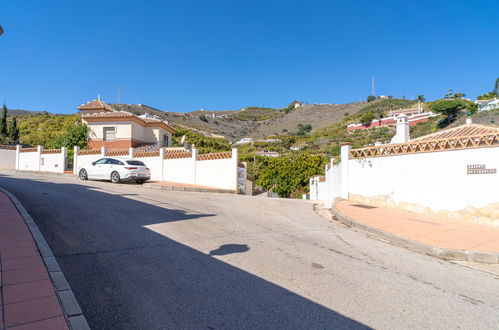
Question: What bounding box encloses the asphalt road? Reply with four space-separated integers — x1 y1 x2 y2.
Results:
1 172 499 329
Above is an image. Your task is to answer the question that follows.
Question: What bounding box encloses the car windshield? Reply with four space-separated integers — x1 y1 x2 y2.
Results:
126 160 146 166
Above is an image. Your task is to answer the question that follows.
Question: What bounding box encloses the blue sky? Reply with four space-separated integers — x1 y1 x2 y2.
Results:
1 0 498 114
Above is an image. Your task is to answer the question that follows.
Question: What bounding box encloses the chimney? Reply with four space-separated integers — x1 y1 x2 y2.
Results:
390 114 410 144
466 118 472 125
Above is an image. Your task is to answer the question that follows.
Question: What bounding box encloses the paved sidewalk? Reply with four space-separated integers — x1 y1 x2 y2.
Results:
335 200 499 260
0 192 69 329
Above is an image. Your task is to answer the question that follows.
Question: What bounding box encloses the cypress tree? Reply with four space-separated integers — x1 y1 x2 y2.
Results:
0 104 7 138
9 116 19 143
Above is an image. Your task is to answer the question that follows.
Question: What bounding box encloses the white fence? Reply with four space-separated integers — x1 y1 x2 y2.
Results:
74 147 240 191
0 146 16 169
311 141 499 224
15 146 68 173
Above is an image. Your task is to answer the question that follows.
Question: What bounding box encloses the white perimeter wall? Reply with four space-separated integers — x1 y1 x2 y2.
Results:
40 153 65 173
196 158 237 190
348 147 499 212
73 148 239 191
18 152 40 171
163 157 196 184
0 149 16 169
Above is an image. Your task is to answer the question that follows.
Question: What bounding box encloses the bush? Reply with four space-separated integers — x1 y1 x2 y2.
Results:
359 111 375 123
367 95 376 102
199 114 208 122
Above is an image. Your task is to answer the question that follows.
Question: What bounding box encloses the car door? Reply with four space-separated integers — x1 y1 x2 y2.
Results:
89 158 109 179
106 158 121 179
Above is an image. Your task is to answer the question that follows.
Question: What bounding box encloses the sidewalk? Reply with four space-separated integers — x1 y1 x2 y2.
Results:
334 200 499 263
0 191 68 329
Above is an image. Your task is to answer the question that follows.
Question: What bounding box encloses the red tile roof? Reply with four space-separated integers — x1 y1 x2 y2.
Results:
77 99 113 112
82 111 134 118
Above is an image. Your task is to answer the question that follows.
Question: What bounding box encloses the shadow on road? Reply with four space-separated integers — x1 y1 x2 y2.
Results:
0 174 369 329
209 243 250 256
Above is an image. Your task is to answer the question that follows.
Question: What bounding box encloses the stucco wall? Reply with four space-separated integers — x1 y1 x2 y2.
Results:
40 153 65 173
163 157 195 184
0 149 16 169
196 158 237 190
348 147 499 213
18 152 39 171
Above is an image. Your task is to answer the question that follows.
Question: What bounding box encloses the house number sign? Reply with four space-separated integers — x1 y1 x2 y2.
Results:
467 164 497 175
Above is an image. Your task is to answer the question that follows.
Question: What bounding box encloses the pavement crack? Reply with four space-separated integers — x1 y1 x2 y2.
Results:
55 243 172 258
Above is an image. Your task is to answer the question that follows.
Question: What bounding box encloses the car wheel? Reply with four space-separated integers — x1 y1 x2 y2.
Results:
79 169 88 180
110 171 121 183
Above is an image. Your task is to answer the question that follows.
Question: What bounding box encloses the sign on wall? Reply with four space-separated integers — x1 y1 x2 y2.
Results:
467 164 497 175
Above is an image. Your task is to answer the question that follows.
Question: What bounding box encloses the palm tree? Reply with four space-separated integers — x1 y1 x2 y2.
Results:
417 95 426 102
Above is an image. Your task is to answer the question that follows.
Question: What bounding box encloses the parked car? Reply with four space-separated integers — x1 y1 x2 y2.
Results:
78 157 151 184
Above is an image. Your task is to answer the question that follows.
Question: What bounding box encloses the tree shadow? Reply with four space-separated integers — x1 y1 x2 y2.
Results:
0 174 370 330
209 244 249 256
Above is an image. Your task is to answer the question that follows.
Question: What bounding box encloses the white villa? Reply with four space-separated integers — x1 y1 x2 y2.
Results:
78 98 175 150
477 98 499 112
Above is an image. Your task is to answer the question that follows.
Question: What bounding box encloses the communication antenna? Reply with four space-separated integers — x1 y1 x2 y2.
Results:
371 77 375 96
117 85 121 104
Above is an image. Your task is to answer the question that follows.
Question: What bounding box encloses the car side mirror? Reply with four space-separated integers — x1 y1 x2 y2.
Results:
92 162 96 166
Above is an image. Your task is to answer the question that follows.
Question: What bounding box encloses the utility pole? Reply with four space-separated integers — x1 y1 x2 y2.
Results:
117 85 121 104
371 77 375 96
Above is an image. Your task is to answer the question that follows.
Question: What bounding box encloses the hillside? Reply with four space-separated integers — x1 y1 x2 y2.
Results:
108 100 391 141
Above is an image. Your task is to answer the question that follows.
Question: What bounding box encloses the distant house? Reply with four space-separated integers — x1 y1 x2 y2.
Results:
79 97 175 150
477 98 499 112
235 137 254 145
256 151 279 157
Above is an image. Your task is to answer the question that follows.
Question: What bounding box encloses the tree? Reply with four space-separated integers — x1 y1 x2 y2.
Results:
8 117 19 143
430 99 467 124
417 95 426 102
477 91 496 100
0 104 7 139
53 124 89 149
367 95 376 102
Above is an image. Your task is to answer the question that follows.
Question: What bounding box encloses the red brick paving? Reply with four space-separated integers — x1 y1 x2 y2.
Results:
336 200 499 253
0 191 69 329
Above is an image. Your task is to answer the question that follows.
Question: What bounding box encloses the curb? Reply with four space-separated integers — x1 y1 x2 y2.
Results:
0 187 91 330
0 169 76 179
141 183 236 194
330 202 499 264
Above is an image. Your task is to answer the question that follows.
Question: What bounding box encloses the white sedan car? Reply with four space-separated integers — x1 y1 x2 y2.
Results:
78 157 151 184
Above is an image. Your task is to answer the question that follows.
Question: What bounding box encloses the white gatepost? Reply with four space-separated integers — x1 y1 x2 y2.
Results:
15 145 21 170
129 147 135 158
37 145 43 172
191 147 198 185
232 148 239 192
61 147 68 174
101 146 107 157
73 146 80 174
340 142 352 199
159 148 165 181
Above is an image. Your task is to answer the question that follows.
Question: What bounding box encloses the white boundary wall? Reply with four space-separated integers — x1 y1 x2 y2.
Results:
73 147 239 191
16 146 67 173
311 142 498 222
347 147 499 212
0 148 16 169
309 158 341 206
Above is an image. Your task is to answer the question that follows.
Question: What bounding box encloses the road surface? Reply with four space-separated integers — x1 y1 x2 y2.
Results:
1 172 498 329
